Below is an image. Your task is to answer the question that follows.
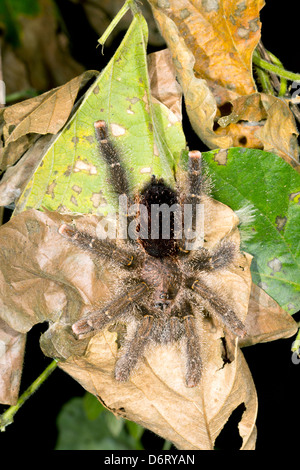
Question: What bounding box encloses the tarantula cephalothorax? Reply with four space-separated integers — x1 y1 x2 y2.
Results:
59 120 247 387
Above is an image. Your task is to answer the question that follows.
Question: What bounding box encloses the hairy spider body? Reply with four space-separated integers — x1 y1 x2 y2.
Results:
59 120 246 387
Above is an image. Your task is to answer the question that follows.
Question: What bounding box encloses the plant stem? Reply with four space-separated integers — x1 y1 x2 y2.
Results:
98 0 139 49
265 51 287 96
253 52 300 82
0 360 58 432
254 65 274 95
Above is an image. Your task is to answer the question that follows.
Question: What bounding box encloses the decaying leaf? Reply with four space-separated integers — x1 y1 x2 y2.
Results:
217 93 299 169
0 319 26 405
0 135 54 207
147 0 299 166
147 49 183 121
240 283 298 347
0 193 297 446
0 70 98 172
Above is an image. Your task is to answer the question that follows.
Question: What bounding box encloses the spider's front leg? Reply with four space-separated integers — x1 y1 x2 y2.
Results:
94 120 130 198
188 278 246 338
59 224 136 268
72 283 148 336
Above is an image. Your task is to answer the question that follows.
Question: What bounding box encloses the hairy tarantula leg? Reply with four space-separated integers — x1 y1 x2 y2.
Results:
210 240 237 270
59 224 135 268
114 315 154 382
94 120 130 198
182 302 202 387
72 283 148 336
188 150 203 199
188 240 237 272
190 279 247 338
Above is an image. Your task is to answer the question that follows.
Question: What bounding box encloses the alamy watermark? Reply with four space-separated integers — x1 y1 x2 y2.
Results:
94 195 205 250
290 80 300 101
291 339 300 365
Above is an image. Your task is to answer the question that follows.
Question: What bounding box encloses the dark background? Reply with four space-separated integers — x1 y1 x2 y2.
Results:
0 0 299 452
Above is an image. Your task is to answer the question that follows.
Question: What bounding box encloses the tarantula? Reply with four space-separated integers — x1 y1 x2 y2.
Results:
59 120 246 387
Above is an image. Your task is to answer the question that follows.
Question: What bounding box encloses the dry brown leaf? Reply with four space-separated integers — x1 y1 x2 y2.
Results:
255 94 300 168
0 197 297 446
0 135 54 207
148 0 263 97
148 49 183 121
0 196 258 447
147 0 264 148
0 70 98 171
147 0 300 167
0 318 26 405
0 195 296 447
216 93 300 169
240 283 298 347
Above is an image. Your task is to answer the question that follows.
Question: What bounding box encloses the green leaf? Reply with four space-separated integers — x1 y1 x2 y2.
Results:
16 12 186 215
55 397 143 450
126 420 145 440
202 147 300 314
83 392 105 421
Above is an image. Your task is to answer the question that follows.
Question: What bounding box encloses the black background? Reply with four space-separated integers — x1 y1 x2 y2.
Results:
0 0 299 452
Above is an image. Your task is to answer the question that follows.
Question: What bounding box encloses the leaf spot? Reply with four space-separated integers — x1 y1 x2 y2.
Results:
74 160 97 175
46 180 57 199
275 215 287 232
72 185 82 194
90 191 107 208
140 167 152 174
289 191 300 204
70 195 78 206
249 18 260 32
202 0 220 13
180 9 191 19
83 135 94 144
237 27 250 39
267 257 282 275
213 149 228 165
126 97 139 104
111 123 126 137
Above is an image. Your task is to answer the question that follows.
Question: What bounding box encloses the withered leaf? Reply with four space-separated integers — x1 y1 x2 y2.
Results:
147 0 264 148
0 70 98 171
240 283 298 347
217 93 300 169
0 194 297 445
0 195 256 447
147 0 299 167
148 0 263 97
0 318 26 405
147 49 183 121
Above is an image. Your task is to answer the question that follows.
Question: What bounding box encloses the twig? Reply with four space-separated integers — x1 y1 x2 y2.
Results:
0 360 58 432
256 41 282 93
253 51 300 82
